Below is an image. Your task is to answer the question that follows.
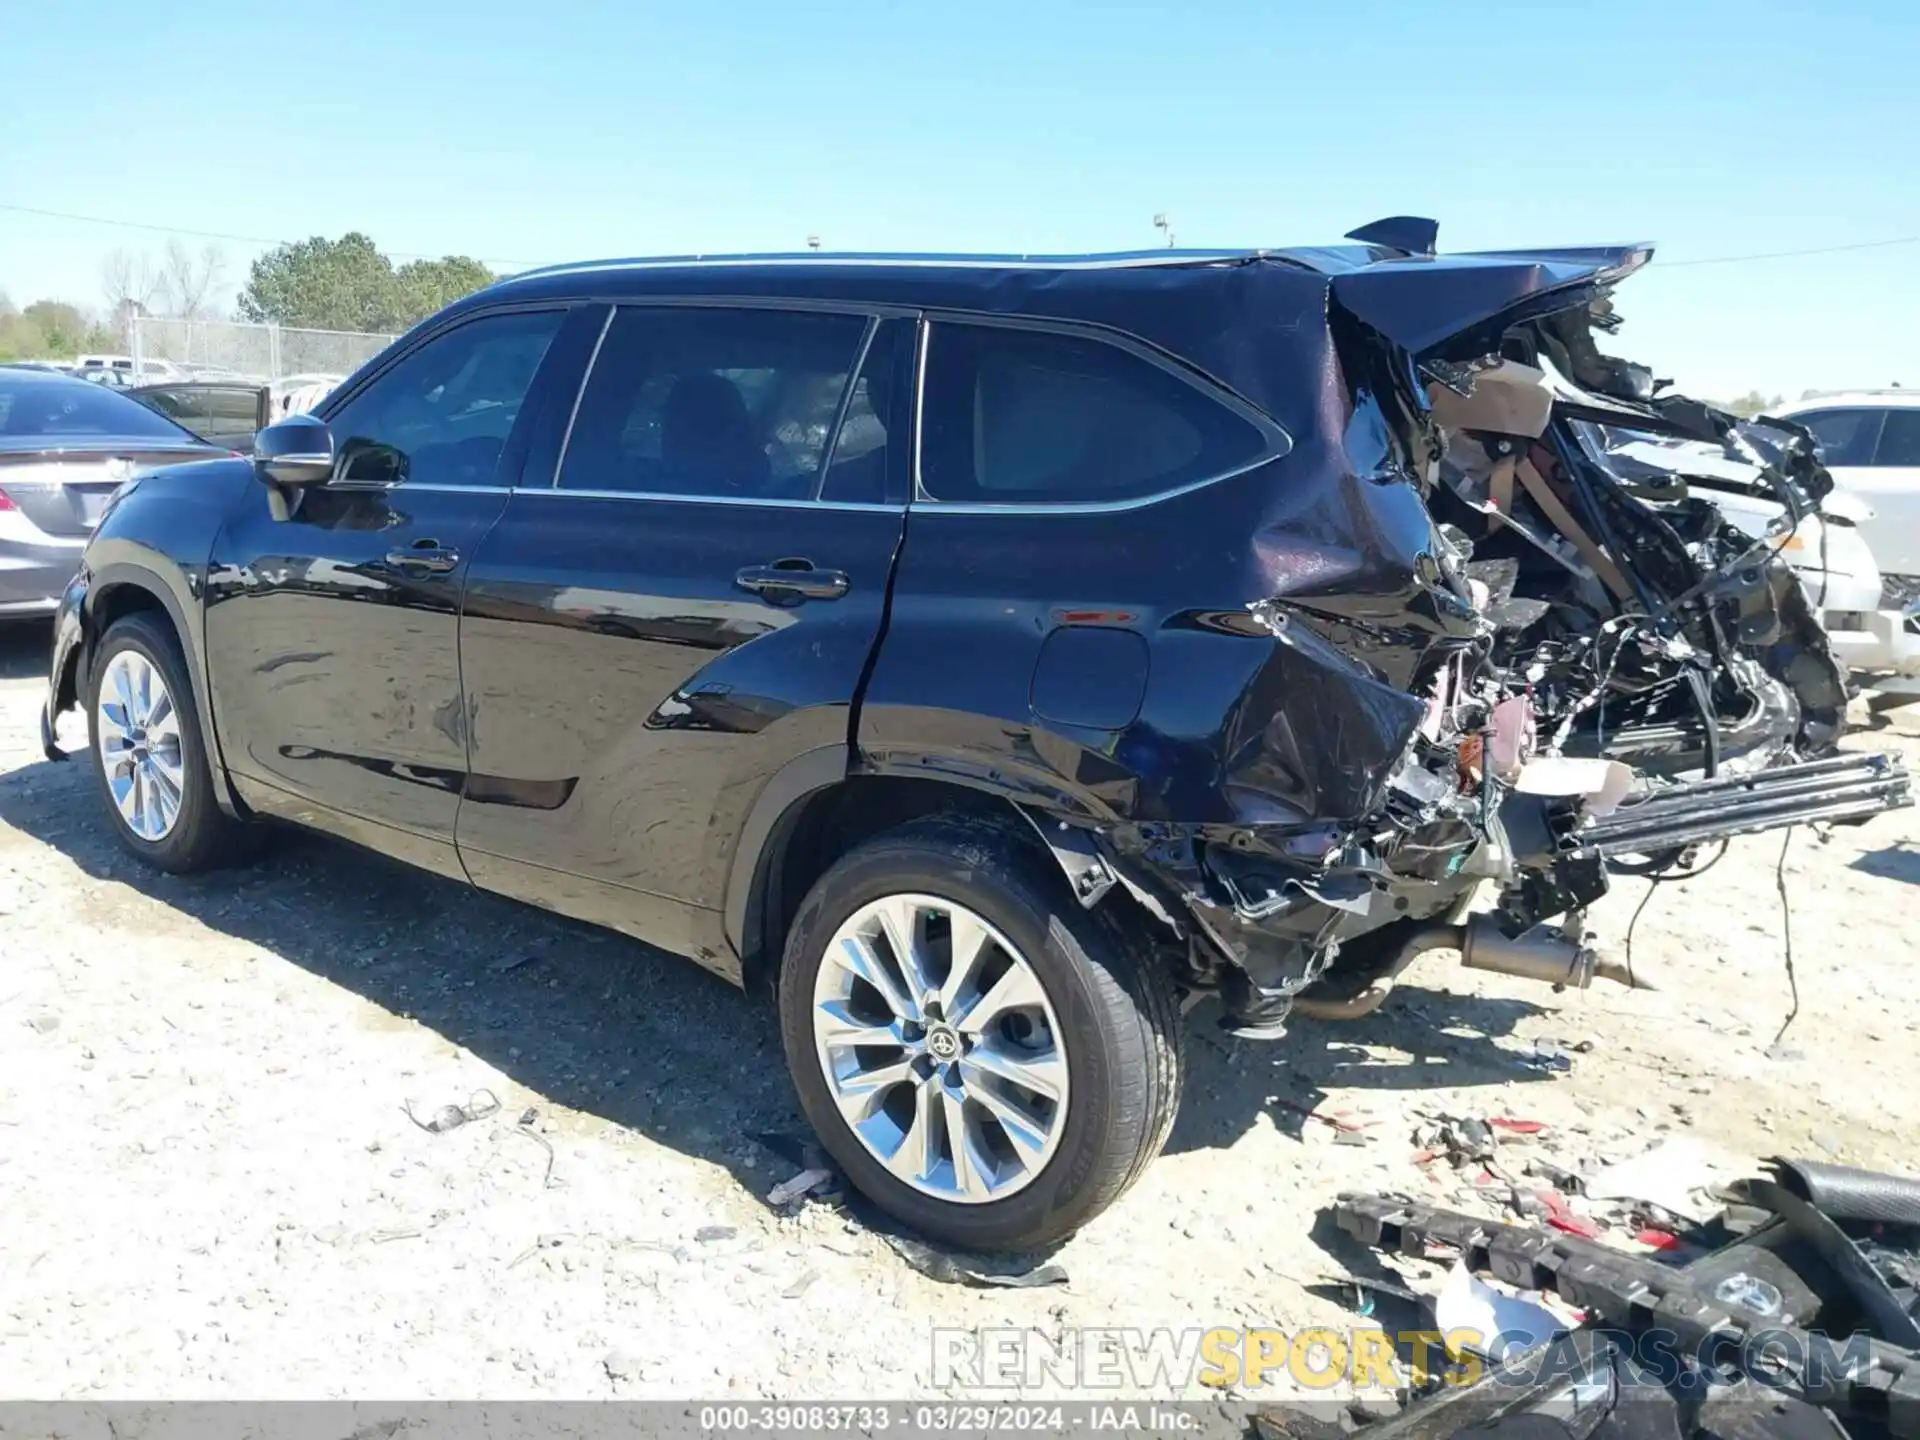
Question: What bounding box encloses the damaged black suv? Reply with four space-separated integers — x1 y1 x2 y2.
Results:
41 226 1909 1250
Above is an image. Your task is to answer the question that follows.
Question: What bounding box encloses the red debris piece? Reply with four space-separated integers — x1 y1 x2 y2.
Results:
1535 1189 1602 1238
1490 1117 1549 1135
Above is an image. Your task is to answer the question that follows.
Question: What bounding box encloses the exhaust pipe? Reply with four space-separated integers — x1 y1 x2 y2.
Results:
1291 914 1654 1022
1461 914 1656 991
1289 923 1464 1021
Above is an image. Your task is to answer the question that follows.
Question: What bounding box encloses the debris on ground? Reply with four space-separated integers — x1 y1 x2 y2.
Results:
403 1088 501 1134
1274 1099 1371 1134
1326 1157 1920 1439
504 1112 560 1189
766 1167 835 1208
880 1233 1068 1290
1518 1038 1573 1073
749 1130 1069 1287
1430 1259 1568 1361
1582 1135 1720 1221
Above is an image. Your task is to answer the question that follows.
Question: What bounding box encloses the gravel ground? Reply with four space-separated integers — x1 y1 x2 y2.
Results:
2 618 1916 1400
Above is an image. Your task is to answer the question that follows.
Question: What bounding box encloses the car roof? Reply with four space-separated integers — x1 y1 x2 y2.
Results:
454 234 1652 424
1775 390 1920 413
495 240 1650 286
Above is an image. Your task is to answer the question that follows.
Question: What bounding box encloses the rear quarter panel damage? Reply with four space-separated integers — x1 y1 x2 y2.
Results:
859 299 1481 1004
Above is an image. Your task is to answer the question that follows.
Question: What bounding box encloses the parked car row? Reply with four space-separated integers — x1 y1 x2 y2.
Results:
35 224 1912 1249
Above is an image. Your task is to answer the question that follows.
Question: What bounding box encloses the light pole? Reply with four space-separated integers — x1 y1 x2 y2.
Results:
1153 213 1175 248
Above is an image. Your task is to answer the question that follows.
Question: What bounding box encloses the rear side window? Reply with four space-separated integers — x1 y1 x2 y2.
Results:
1873 409 1920 466
918 321 1277 505
558 307 870 501
1792 408 1883 467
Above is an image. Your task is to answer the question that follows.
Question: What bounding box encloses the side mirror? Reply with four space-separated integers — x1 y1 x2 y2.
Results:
253 415 335 487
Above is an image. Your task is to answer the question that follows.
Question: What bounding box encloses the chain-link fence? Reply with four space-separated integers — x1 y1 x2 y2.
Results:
129 315 398 385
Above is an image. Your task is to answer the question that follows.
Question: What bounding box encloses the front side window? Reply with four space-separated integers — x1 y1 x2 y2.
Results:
1791 408 1883 468
918 321 1277 504
324 309 562 487
1872 408 1920 467
558 307 870 500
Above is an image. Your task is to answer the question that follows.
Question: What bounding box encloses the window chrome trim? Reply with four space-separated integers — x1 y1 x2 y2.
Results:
907 309 1291 512
907 454 1283 516
910 315 930 505
560 293 918 321
319 479 519 494
502 487 901 512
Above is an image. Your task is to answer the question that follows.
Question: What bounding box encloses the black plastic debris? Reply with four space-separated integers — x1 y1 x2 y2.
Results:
752 1129 1069 1288
1328 1162 1920 1439
880 1233 1068 1290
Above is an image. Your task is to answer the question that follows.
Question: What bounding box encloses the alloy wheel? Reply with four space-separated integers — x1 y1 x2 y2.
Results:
810 893 1069 1204
96 650 186 842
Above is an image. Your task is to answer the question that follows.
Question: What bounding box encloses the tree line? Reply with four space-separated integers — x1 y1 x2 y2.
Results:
1 233 496 362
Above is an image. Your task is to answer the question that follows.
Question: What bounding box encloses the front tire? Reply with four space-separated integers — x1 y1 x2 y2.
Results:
86 612 244 873
777 815 1182 1251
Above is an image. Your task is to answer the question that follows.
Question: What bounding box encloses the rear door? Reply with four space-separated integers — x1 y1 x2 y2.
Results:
454 303 913 965
1859 408 1920 581
204 306 570 876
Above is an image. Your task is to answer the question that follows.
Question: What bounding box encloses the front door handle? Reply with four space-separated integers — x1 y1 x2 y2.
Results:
387 544 459 573
735 560 850 601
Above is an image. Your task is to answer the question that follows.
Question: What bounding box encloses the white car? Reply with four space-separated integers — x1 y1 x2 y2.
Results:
1589 427 1914 697
74 354 190 382
1769 391 1920 698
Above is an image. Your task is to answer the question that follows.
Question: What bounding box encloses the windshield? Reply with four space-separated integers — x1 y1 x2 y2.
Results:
0 374 204 444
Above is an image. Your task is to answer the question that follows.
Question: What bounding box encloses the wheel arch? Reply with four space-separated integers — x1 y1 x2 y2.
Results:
81 563 244 818
727 758 1097 993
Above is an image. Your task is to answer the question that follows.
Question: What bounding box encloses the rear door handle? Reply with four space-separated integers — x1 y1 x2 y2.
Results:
387 545 459 573
735 561 850 601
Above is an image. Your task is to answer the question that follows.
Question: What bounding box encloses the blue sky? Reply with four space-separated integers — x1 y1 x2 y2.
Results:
4 0 1916 399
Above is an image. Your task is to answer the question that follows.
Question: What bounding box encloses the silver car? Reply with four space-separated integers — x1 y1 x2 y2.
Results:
0 368 224 618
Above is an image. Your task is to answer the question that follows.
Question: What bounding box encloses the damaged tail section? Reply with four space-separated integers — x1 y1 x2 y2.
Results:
1061 221 1911 1036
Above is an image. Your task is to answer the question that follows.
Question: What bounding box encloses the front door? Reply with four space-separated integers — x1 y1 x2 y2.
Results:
204 306 569 875
454 305 913 968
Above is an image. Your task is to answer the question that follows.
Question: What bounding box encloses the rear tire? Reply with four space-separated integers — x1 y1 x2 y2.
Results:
86 612 245 873
776 814 1182 1251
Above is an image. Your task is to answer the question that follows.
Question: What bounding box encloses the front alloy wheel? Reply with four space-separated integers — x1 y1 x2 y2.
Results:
812 893 1069 1203
96 649 186 841
86 611 245 873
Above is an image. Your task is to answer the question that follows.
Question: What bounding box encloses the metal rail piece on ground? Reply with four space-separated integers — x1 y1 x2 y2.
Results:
1564 751 1912 857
